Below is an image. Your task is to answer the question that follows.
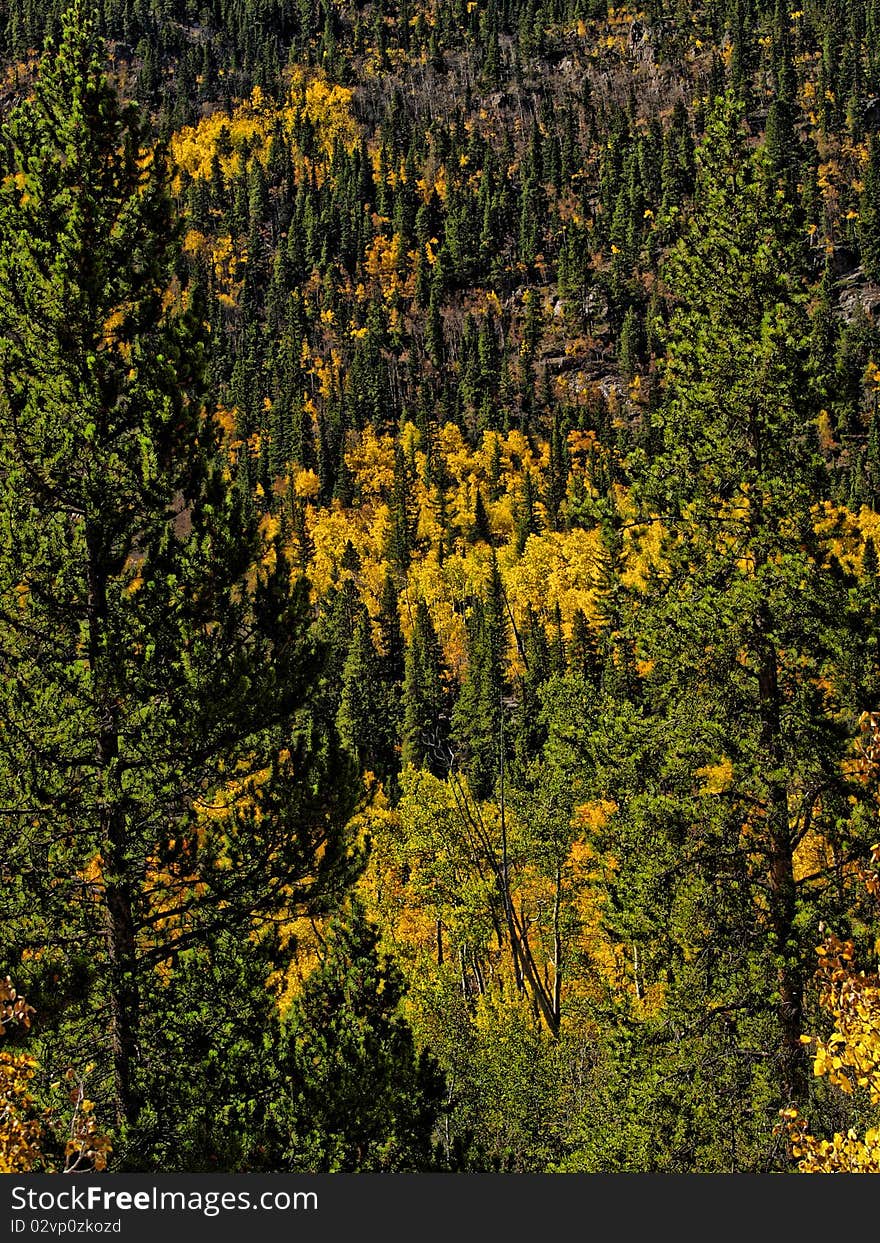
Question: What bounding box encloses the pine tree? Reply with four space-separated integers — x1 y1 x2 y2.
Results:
273 899 446 1171
549 601 566 675
377 571 405 688
385 442 417 573
514 469 542 555
617 306 641 382
585 95 872 1166
867 407 880 506
426 278 445 368
839 533 880 710
317 578 361 710
568 608 602 688
470 488 492 544
401 599 448 773
514 607 551 768
336 610 395 783
860 136 880 284
451 556 508 798
487 433 504 500
0 4 358 1141
544 415 568 531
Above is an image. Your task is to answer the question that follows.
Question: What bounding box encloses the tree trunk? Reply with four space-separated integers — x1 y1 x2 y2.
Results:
756 615 807 1104
103 815 141 1132
88 521 140 1131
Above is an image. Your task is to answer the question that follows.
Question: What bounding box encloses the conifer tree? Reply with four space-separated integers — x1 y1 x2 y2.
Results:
402 600 448 773
617 305 641 382
470 488 492 544
514 469 541 555
451 556 508 798
273 900 446 1171
514 607 551 768
487 433 504 500
549 602 566 675
377 571 405 688
0 4 358 1139
385 442 417 573
860 136 880 284
336 610 396 783
568 608 602 688
585 95 873 1166
316 577 361 716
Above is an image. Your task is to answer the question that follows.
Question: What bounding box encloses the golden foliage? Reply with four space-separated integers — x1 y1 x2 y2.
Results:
0 1047 42 1173
503 527 602 624
0 980 110 1173
60 1067 113 1174
780 846 880 1171
170 72 358 189
0 978 41 1173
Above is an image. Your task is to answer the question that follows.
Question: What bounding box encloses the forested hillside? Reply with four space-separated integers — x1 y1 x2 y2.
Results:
1 0 880 1173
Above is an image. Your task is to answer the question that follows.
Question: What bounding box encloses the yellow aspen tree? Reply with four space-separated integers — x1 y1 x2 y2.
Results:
780 844 880 1171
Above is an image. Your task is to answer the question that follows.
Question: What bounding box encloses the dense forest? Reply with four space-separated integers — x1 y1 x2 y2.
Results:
1 0 880 1174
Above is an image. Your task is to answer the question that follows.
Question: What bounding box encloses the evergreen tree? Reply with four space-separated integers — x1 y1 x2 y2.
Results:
549 601 566 675
402 599 448 773
584 95 872 1168
470 488 492 544
271 899 447 1171
514 469 541 555
134 902 447 1172
377 570 405 688
487 433 504 500
514 607 551 768
316 577 361 714
618 306 641 382
451 556 508 798
0 4 358 1144
859 135 880 284
336 610 396 783
385 442 417 573
568 608 602 688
